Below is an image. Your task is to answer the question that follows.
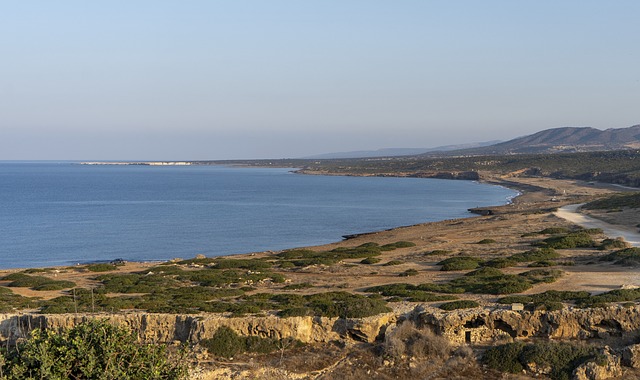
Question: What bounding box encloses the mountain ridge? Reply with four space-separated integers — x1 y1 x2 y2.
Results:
421 124 640 157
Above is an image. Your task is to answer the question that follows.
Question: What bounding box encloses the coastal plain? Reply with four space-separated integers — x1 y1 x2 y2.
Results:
2 172 640 378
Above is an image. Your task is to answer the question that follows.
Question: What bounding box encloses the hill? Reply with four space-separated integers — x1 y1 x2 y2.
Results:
304 141 500 159
424 125 640 156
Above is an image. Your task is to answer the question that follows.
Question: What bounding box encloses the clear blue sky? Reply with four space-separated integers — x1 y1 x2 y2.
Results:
1 1 638 160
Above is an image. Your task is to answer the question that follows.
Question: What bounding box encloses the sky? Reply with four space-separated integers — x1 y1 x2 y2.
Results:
1 1 639 160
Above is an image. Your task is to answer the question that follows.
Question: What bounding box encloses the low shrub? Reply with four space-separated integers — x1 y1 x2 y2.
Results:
598 238 629 250
360 257 381 265
528 260 555 267
282 282 314 290
422 249 452 256
509 248 560 263
438 256 483 271
381 241 416 250
583 192 640 210
383 260 404 266
483 258 517 268
600 247 640 266
438 300 479 310
476 239 496 244
86 263 118 272
0 320 187 379
364 283 457 302
399 269 419 277
483 341 602 380
2 273 76 291
537 233 595 249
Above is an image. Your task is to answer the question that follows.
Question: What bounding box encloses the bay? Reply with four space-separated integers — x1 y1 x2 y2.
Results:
0 162 517 269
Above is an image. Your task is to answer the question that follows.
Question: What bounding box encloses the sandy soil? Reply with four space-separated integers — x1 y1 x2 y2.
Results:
1 175 639 306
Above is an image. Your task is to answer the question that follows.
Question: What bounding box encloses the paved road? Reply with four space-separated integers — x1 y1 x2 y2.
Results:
555 204 640 247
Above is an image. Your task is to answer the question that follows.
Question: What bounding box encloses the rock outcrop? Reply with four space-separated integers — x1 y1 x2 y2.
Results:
418 305 640 345
1 304 639 349
0 312 396 345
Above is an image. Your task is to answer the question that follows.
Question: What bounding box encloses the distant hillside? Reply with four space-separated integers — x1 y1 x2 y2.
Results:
426 125 640 156
305 141 500 159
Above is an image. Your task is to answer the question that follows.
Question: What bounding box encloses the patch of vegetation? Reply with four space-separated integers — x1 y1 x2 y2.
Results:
422 249 452 256
274 291 390 318
575 288 640 308
399 269 419 277
483 257 518 268
483 341 603 380
201 326 302 358
509 248 560 262
364 283 458 302
583 192 640 210
476 238 496 244
438 256 483 271
600 247 640 266
438 300 479 310
381 241 416 250
360 257 381 264
499 290 591 311
0 287 38 312
1 273 76 291
86 263 118 272
0 320 187 379
383 260 404 266
598 238 629 250
368 268 562 296
538 227 571 235
282 282 314 290
528 260 555 267
275 241 413 267
536 232 595 249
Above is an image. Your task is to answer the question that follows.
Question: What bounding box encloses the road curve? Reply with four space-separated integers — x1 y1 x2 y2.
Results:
555 204 640 247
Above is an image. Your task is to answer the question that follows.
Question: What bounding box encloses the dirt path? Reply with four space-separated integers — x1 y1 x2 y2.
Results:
555 204 640 247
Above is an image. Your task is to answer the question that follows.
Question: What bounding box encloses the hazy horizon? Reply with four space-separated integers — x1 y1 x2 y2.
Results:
1 1 638 161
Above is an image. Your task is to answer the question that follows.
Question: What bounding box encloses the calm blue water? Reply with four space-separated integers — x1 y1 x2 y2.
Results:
0 163 517 269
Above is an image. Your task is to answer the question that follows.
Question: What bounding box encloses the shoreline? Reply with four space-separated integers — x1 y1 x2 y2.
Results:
0 172 627 272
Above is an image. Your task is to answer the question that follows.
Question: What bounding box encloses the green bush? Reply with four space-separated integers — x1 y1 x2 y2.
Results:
509 248 560 263
201 326 302 358
438 300 479 310
583 192 640 210
381 241 416 250
438 256 483 271
365 283 457 302
0 287 38 312
600 247 640 266
598 238 629 250
498 290 590 306
528 260 555 267
483 341 601 380
538 227 571 235
86 263 118 272
482 342 526 373
282 282 314 290
2 273 75 291
360 257 381 265
539 233 595 249
399 269 419 277
483 258 517 268
0 320 187 379
423 249 452 256
383 260 404 266
476 239 496 244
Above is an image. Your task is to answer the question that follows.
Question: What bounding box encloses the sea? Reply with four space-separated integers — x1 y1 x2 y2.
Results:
0 162 518 269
